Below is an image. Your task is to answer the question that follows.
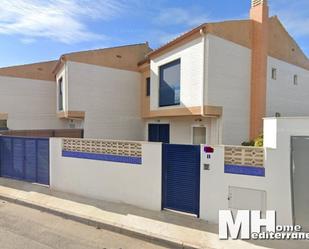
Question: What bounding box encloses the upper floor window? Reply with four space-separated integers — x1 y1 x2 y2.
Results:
293 74 298 85
146 77 150 96
58 77 64 111
159 59 181 107
271 68 277 80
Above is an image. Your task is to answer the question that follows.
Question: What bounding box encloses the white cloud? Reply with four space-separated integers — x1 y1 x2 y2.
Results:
0 0 126 44
155 7 210 27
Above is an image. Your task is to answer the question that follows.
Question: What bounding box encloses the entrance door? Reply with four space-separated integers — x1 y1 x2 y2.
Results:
148 124 170 143
291 137 309 230
162 144 200 216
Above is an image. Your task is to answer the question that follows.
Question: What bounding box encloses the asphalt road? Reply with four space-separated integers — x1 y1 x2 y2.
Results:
0 199 170 249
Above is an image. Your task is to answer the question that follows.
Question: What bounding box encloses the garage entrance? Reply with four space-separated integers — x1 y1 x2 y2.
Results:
0 136 49 185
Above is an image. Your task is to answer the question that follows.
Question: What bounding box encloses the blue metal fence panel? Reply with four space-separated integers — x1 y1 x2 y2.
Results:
162 144 200 216
37 139 50 185
0 136 49 185
12 138 24 180
0 138 13 178
24 139 37 182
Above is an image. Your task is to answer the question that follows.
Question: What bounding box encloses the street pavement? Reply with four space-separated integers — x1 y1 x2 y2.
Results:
0 199 170 249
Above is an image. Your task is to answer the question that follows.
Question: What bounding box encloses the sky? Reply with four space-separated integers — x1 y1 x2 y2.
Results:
0 0 308 67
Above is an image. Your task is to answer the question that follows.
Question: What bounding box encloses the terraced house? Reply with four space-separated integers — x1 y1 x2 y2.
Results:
0 0 308 145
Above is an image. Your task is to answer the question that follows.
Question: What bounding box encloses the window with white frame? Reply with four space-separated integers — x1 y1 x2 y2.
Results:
293 74 298 85
0 119 8 130
58 77 64 111
271 68 277 80
159 59 181 107
192 126 207 145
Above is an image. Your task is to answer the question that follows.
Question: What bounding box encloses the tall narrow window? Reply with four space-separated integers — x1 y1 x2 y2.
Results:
192 127 206 145
294 74 298 85
58 77 64 111
146 77 150 96
159 59 180 107
271 68 277 80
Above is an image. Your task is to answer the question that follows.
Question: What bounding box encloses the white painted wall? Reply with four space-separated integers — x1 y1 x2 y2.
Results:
150 37 204 111
50 138 162 211
0 76 65 130
263 117 309 225
145 116 220 145
266 57 309 117
200 117 309 225
200 144 292 225
149 34 249 145
206 34 251 145
66 61 144 140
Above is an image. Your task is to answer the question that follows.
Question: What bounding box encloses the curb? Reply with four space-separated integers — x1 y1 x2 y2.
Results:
0 194 204 249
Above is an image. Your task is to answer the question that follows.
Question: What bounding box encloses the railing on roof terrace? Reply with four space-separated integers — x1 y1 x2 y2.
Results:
62 138 142 164
224 145 265 177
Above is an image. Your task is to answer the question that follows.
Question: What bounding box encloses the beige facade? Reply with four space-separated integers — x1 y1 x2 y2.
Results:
0 60 57 81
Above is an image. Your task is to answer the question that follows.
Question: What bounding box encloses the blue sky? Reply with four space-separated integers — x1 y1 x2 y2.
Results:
0 0 308 67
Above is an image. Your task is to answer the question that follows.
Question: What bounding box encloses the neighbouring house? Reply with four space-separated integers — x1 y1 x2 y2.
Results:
0 0 309 145
0 44 151 140
53 44 151 140
0 60 65 130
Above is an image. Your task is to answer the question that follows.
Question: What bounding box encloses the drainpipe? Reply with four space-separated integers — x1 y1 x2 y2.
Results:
200 27 207 117
200 27 221 144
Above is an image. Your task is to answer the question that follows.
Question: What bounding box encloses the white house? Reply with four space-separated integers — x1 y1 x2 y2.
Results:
0 44 151 140
53 44 151 140
140 0 309 145
0 0 308 145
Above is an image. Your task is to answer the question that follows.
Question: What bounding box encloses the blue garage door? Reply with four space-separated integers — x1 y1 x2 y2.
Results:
0 136 49 185
162 144 200 216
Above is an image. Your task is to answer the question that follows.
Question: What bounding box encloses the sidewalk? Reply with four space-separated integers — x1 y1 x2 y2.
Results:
0 178 307 249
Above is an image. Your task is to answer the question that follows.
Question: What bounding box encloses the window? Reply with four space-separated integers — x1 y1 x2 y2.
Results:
0 120 8 130
159 59 180 107
294 74 298 85
271 68 277 80
192 126 206 145
58 77 64 111
146 77 150 96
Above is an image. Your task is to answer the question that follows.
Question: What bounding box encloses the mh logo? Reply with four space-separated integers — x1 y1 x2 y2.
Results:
219 210 276 239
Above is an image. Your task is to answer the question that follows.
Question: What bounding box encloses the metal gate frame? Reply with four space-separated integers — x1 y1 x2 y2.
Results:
162 143 201 217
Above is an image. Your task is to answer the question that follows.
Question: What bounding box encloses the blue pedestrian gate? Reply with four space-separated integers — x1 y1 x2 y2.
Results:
162 144 200 216
0 136 50 185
